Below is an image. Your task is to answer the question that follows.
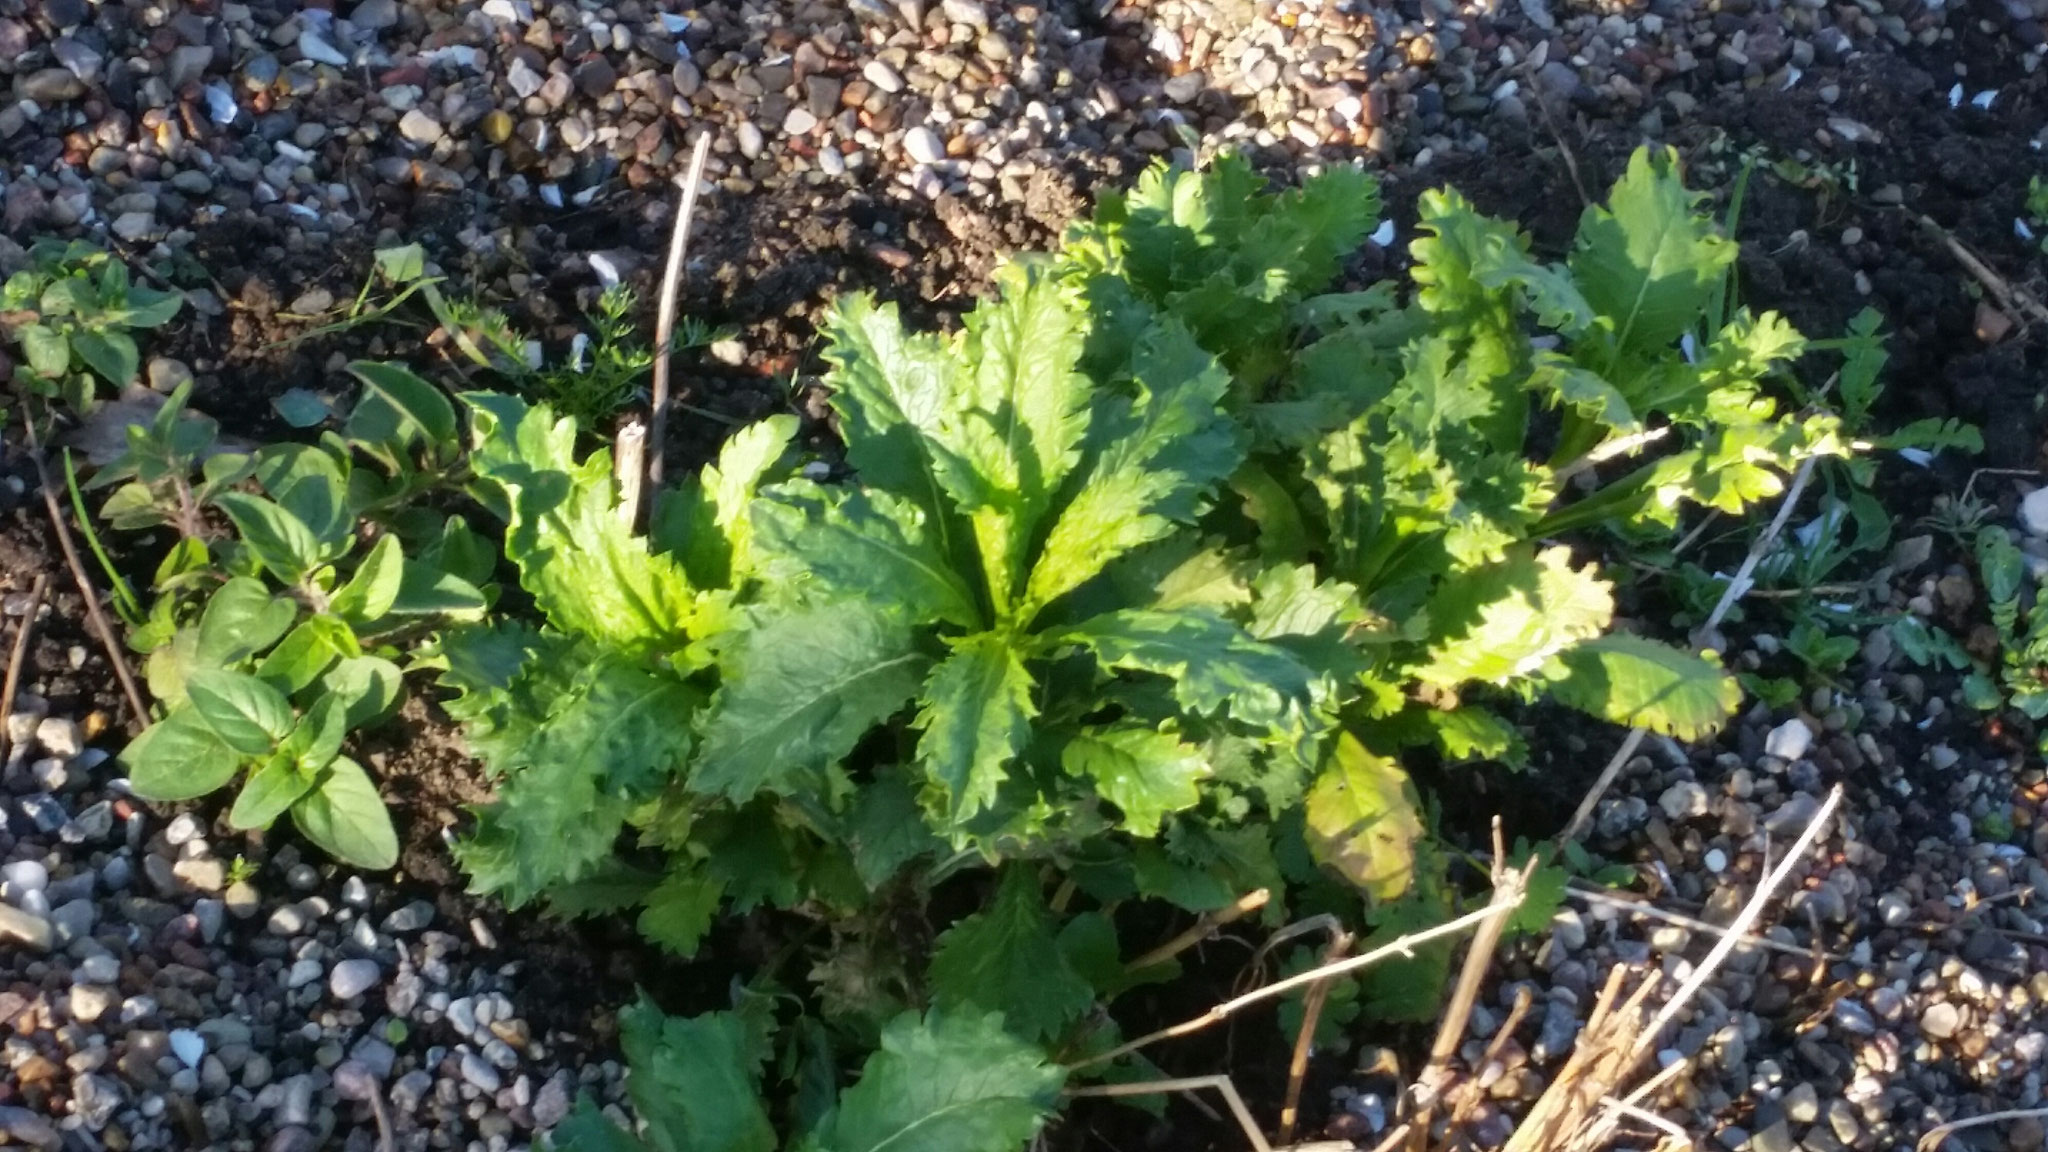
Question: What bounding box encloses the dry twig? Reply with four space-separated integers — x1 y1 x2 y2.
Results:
1072 902 1519 1071
24 428 149 733
1127 888 1271 972
1918 1107 2048 1152
0 574 49 764
641 132 714 523
1913 212 2048 327
1278 930 1352 1146
1561 452 1818 845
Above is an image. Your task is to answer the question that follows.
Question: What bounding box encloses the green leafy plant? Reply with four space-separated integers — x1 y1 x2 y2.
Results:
1970 526 2048 719
2 238 182 411
109 365 490 868
549 999 1062 1152
2027 177 2048 255
1055 147 1834 885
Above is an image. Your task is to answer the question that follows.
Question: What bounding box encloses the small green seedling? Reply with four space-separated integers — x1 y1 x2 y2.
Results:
2 238 182 411
109 364 493 868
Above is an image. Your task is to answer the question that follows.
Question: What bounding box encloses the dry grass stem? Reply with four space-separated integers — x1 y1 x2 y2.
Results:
0 574 49 764
643 131 713 517
24 431 149 732
1126 888 1271 972
1072 902 1519 1072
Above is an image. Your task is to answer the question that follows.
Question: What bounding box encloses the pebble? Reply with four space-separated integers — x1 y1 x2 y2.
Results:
2022 487 2048 537
1921 1002 1963 1039
903 126 946 164
1764 718 1815 762
329 959 381 1000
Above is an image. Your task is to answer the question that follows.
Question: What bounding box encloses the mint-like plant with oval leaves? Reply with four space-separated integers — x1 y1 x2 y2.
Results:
110 364 490 868
1 238 182 413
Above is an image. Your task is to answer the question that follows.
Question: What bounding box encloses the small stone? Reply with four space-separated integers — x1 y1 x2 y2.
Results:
1784 1082 1820 1124
574 56 616 98
1921 1001 1962 1039
399 109 444 145
287 958 323 989
1763 718 1814 762
460 1051 502 1093
34 717 82 757
298 29 350 67
19 69 87 103
862 60 905 94
1658 781 1709 820
147 358 196 393
169 1030 205 1069
0 903 53 950
903 126 945 164
381 900 434 933
329 959 381 1000
1163 70 1206 102
737 120 764 160
267 904 308 936
350 0 399 31
70 983 115 1023
1 860 48 894
76 953 119 983
783 106 818 135
172 858 226 892
111 212 155 243
2021 488 2048 538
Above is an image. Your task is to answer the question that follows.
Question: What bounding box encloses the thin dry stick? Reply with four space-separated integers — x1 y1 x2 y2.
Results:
1917 1107 2048 1152
1446 983 1536 1134
25 439 149 732
1277 931 1352 1146
1697 455 1819 644
1068 1076 1274 1152
1914 213 2048 326
643 132 714 513
1127 888 1271 972
1407 835 1536 1149
1566 884 1844 962
1561 453 1818 845
1633 784 1842 1053
1598 1095 1694 1150
0 574 49 764
1072 902 1519 1071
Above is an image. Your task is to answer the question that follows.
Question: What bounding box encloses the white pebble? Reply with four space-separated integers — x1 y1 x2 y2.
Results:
1763 718 1814 762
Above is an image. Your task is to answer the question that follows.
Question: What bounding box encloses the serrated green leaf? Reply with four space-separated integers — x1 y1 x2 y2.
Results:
914 633 1037 824
927 870 1093 1042
753 483 981 628
703 413 797 575
1060 725 1208 837
819 294 961 522
616 999 776 1152
463 392 694 653
693 604 929 803
798 1009 1063 1152
847 770 944 890
1303 732 1424 902
637 867 725 955
1570 146 1735 360
1022 322 1240 617
460 650 701 905
1418 546 1614 688
1547 634 1740 739
290 756 398 869
121 707 244 801
1055 608 1315 733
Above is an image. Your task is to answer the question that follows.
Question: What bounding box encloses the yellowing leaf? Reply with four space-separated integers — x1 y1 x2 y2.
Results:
1304 732 1424 902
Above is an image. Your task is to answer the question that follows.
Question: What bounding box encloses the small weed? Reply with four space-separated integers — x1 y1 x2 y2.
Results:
1 238 182 413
